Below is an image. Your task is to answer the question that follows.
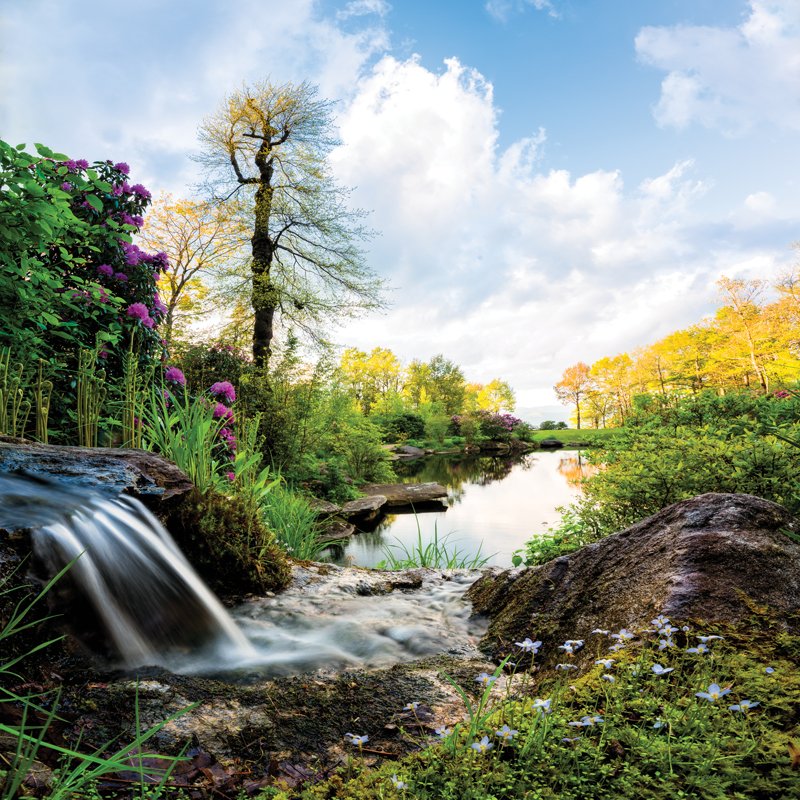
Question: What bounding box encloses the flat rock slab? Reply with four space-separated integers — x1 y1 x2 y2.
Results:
309 499 342 517
361 482 448 510
468 492 800 667
0 437 193 507
341 495 387 523
323 519 357 541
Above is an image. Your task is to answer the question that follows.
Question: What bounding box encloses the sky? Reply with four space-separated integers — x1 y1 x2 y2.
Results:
2 0 799 419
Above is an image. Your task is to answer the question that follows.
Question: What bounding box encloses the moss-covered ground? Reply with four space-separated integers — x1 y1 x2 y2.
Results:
258 609 800 800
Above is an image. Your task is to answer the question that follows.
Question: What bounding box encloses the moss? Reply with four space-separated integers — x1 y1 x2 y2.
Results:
167 488 291 600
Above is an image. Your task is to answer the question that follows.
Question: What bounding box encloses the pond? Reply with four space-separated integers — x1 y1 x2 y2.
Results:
326 449 592 569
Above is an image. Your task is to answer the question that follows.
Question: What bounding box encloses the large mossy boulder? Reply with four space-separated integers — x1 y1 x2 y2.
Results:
467 492 800 666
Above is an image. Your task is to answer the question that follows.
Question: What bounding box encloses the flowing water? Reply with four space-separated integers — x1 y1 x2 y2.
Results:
0 473 484 676
329 450 591 568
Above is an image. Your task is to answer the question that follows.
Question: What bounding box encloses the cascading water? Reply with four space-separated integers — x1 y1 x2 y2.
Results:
0 473 485 676
0 472 254 668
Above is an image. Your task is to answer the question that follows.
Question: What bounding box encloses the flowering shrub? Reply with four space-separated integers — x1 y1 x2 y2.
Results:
0 140 167 377
451 411 524 441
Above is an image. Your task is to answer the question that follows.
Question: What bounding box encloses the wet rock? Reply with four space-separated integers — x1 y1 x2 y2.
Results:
468 492 800 665
0 436 193 510
537 438 564 449
360 482 447 511
322 519 356 541
309 499 341 517
340 495 387 524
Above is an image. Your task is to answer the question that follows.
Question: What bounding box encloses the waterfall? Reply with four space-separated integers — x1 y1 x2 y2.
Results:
1 472 485 678
0 472 254 669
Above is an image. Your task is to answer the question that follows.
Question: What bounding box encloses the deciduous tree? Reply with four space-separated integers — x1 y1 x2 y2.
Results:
137 194 247 345
554 362 593 429
197 79 384 367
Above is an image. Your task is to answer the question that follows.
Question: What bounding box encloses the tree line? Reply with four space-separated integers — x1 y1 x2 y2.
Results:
555 272 800 428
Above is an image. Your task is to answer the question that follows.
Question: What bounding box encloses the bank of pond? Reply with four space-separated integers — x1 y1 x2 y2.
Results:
324 449 595 568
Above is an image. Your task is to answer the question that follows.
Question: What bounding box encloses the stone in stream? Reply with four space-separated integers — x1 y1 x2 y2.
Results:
340 494 387 523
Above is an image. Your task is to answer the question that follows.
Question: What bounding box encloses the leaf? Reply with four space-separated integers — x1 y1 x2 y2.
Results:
86 194 104 212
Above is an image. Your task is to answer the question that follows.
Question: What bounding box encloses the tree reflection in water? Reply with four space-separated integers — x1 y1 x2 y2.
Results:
556 452 599 486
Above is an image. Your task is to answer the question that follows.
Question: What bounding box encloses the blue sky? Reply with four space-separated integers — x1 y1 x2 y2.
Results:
2 0 799 417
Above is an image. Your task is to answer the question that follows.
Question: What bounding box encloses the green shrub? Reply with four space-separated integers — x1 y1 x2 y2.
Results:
535 390 800 549
374 411 426 442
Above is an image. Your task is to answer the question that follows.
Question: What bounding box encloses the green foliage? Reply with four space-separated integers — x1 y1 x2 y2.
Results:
531 391 800 551
0 141 164 375
140 386 228 495
377 523 492 570
325 394 395 483
373 411 426 443
174 340 250 395
513 508 596 567
260 482 330 561
538 420 567 430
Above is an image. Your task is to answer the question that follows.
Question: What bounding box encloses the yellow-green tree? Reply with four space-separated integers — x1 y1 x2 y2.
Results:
197 79 384 367
339 346 403 414
137 194 246 345
554 362 593 429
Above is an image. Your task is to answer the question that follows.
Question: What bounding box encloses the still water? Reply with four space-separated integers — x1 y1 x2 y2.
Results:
328 449 591 569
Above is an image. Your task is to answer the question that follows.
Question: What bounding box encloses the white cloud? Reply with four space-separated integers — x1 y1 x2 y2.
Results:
636 0 800 133
331 55 798 405
337 0 391 20
485 0 559 23
0 0 389 195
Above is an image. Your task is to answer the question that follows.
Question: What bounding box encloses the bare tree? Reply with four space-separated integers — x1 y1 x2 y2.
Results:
196 79 385 367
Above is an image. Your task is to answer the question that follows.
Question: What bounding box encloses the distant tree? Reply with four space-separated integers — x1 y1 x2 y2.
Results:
197 79 384 367
464 379 516 413
426 354 466 415
538 420 558 430
554 362 593 430
137 194 247 345
338 346 402 414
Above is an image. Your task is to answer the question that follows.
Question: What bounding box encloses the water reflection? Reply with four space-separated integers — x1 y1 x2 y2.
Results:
328 450 586 569
556 452 598 486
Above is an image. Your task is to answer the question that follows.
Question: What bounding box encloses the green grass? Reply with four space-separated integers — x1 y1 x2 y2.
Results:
0 563 196 799
530 427 619 445
377 523 493 570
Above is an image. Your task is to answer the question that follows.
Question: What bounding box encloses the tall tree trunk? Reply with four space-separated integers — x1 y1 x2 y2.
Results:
252 151 276 368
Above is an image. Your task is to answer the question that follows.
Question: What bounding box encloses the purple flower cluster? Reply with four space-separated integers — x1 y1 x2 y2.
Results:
164 366 186 386
213 402 234 423
126 302 155 328
209 381 236 404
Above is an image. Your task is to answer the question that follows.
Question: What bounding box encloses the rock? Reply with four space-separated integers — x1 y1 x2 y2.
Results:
360 482 448 511
341 495 387 523
0 436 194 510
537 438 564 449
395 445 426 458
309 498 342 517
468 492 800 665
322 519 357 541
